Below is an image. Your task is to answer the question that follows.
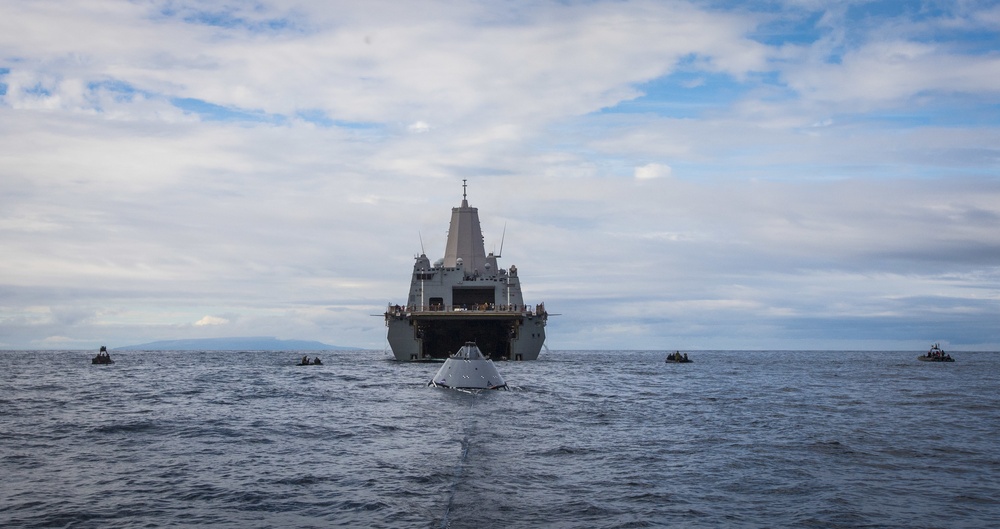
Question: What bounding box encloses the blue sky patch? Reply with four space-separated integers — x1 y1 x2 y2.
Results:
748 9 825 47
172 100 387 132
181 10 292 31
295 109 341 127
295 109 382 131
172 97 282 123
155 4 298 33
24 83 51 97
88 80 144 102
599 71 754 118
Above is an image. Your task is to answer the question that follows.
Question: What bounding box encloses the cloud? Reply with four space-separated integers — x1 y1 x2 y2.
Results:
195 316 230 326
1 1 999 350
634 163 672 180
0 0 768 127
39 335 75 344
408 121 431 133
783 40 1000 108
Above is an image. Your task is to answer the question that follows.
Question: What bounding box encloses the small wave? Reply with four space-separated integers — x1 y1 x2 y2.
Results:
93 420 160 434
537 445 597 456
373 423 402 433
273 474 335 486
406 470 453 486
339 499 390 512
953 493 1000 505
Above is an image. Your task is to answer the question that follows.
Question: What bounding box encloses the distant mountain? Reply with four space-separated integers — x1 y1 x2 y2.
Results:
117 337 354 351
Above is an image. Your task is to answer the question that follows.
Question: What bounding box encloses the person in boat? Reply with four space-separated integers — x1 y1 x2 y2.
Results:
683 353 689 362
93 346 111 364
301 355 309 365
312 357 322 365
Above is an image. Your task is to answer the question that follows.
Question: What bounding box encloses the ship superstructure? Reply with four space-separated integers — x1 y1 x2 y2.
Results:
385 181 547 361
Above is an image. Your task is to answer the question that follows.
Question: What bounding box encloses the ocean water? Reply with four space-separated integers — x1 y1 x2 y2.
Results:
1 349 998 529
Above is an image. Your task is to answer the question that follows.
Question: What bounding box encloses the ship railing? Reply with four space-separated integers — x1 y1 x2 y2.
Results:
386 303 546 317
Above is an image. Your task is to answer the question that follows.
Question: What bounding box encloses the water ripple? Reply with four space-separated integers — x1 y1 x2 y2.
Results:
1 349 999 528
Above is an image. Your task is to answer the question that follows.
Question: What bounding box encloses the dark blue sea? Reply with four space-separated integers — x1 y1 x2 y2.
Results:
2 349 998 528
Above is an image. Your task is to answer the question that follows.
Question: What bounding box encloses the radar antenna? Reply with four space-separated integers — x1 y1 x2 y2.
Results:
497 223 506 258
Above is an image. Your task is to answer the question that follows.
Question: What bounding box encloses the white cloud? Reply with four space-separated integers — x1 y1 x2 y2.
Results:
408 121 431 133
784 40 1000 107
634 163 672 180
195 316 230 326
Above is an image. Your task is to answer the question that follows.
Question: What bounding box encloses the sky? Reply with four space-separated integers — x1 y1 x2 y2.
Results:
2 0 1000 351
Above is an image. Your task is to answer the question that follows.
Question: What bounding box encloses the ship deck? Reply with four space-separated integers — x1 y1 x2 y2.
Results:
409 310 536 319
386 305 546 360
386 305 544 320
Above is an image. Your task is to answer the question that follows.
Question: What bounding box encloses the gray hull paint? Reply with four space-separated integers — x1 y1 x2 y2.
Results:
385 183 547 361
386 311 545 361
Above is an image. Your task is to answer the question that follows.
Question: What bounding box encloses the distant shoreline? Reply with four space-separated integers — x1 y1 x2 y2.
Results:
113 337 356 351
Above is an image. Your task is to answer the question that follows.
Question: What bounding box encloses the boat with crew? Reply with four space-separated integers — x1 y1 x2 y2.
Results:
385 181 547 361
92 345 114 365
297 356 323 366
918 343 954 362
665 351 691 363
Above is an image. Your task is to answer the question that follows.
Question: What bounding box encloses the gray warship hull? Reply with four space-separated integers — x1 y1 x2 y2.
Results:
385 182 547 361
387 306 546 361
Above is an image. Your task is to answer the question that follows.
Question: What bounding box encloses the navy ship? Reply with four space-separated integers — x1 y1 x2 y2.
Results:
385 181 547 361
